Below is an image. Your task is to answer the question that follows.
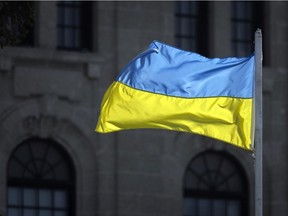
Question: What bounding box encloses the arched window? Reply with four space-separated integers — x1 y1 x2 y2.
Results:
183 151 248 216
7 138 75 216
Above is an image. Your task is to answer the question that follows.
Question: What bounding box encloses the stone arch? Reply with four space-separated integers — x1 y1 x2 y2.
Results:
173 133 254 179
172 132 255 216
183 150 249 216
0 97 100 216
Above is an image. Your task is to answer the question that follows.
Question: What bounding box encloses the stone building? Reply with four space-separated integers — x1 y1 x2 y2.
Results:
0 1 287 216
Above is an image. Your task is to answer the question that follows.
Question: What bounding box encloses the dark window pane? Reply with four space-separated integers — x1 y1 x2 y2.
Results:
227 201 240 216
228 173 244 192
7 139 75 216
46 146 62 165
54 190 67 208
23 188 37 207
54 162 70 180
57 1 92 51
183 151 248 216
175 1 208 55
30 140 48 161
75 29 80 48
213 200 226 215
58 6 64 24
234 2 246 19
14 143 32 164
179 1 190 15
75 9 80 26
39 210 53 216
24 209 36 216
8 208 21 216
24 163 37 178
184 198 196 215
190 1 198 15
39 189 52 207
236 22 247 40
8 188 21 205
198 198 210 216
64 28 74 48
42 163 55 180
8 160 23 178
55 211 67 216
64 7 74 26
231 2 262 56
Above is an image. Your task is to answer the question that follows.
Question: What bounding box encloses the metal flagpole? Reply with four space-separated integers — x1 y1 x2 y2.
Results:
254 29 263 216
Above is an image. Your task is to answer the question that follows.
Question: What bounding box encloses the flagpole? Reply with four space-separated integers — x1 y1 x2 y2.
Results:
254 29 263 216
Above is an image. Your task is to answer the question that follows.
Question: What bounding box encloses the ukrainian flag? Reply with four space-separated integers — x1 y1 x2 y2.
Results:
96 41 254 150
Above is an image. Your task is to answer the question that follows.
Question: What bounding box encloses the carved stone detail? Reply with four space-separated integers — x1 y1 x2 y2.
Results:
23 115 60 138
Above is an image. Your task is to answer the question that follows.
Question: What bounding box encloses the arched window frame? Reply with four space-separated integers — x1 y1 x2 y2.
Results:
183 150 249 216
7 138 76 216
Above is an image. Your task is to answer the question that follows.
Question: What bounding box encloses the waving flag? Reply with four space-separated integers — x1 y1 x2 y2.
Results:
95 41 254 150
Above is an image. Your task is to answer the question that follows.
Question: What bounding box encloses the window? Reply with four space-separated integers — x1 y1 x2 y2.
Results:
175 1 209 56
183 151 248 216
57 1 92 51
7 138 75 216
231 1 264 57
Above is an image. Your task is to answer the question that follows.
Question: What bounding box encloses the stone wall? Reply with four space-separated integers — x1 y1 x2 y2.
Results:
0 1 288 216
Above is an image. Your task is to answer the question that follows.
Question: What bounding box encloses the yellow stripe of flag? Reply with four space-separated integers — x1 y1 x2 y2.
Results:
96 82 252 150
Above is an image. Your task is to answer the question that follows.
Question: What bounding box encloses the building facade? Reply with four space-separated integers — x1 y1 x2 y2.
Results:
0 1 287 216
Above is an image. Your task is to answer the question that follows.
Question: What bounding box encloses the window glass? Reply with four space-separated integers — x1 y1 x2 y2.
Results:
175 1 209 55
214 199 226 215
23 188 37 206
23 209 36 216
39 190 52 207
57 1 92 51
39 210 53 216
8 188 21 205
227 201 240 216
184 198 196 215
8 208 21 216
231 1 264 57
7 139 75 216
54 190 67 208
183 151 248 216
55 211 67 216
198 199 210 216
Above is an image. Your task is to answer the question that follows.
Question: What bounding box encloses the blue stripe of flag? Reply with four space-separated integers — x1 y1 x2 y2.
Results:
116 41 254 99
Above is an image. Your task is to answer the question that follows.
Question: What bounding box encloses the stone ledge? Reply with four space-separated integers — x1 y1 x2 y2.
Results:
0 47 104 64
